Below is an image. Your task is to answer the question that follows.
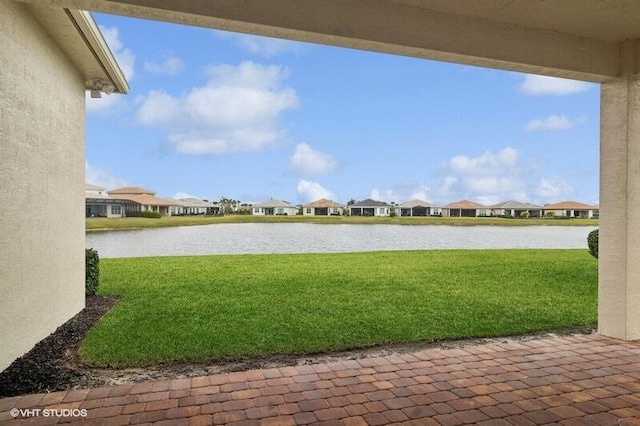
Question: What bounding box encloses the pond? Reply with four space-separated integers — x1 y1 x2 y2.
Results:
85 223 597 258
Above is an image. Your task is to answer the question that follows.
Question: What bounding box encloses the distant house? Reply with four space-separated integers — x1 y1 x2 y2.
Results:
490 200 543 218
349 199 392 217
252 199 298 216
543 201 599 218
170 198 221 216
107 187 177 216
303 199 345 216
85 183 133 218
443 200 489 217
398 199 440 217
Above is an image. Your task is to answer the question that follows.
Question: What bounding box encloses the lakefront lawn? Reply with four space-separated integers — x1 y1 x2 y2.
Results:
86 215 598 231
80 249 597 367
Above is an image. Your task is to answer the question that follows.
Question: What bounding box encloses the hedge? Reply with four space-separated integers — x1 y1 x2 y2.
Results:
588 229 598 259
86 248 100 296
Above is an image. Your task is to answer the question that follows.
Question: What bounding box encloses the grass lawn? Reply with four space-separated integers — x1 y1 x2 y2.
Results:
81 250 597 367
86 215 598 232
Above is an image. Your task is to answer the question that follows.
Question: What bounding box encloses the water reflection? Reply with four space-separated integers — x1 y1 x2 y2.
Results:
86 223 597 258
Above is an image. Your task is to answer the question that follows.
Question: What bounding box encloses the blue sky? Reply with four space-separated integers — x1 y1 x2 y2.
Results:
86 13 600 206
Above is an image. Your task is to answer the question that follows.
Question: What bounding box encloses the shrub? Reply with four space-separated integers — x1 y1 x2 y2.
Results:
127 210 162 218
588 229 599 259
86 248 100 296
519 211 530 218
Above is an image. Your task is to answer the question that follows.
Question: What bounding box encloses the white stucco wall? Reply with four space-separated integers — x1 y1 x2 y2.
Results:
0 1 86 372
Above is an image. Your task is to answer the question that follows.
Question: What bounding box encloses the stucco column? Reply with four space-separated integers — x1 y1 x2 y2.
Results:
599 41 640 340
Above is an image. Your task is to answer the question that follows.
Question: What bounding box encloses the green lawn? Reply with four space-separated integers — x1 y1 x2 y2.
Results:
86 215 598 232
81 250 597 367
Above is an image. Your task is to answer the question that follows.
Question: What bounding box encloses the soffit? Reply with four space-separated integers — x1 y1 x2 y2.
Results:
18 0 640 81
26 4 128 93
391 0 640 44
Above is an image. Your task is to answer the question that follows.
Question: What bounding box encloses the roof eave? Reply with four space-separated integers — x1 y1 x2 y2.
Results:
68 9 129 94
27 5 129 94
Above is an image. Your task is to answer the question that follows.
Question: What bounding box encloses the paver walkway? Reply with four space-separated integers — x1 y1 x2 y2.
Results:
1 334 639 425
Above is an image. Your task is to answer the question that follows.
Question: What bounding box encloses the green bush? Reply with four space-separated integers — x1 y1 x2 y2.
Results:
127 210 162 218
86 248 100 296
588 229 599 259
519 211 530 218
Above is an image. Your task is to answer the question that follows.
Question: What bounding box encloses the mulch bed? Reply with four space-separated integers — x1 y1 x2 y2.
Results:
0 296 119 397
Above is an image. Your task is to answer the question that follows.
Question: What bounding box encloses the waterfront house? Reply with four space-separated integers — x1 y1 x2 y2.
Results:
85 183 134 218
543 201 599 218
398 199 440 216
349 199 392 217
107 187 177 216
490 200 543 218
303 199 345 216
252 199 298 216
170 198 221 216
443 200 489 217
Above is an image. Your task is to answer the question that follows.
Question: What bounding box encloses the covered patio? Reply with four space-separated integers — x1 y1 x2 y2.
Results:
2 1 640 421
2 333 639 424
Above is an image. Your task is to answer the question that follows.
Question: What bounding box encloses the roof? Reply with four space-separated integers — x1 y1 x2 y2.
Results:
304 199 345 208
121 194 177 207
173 198 219 208
491 200 543 210
85 196 137 204
544 201 598 210
253 199 295 208
444 200 488 209
107 187 156 196
85 183 104 191
26 6 128 94
350 199 390 207
400 199 436 208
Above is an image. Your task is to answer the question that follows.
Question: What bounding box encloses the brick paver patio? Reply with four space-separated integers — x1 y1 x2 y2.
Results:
1 334 639 425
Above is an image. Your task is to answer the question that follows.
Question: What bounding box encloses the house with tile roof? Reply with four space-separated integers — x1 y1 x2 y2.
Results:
490 200 543 218
169 198 221 216
443 200 489 218
85 183 136 218
107 187 177 216
303 199 345 216
252 199 299 216
543 201 599 219
348 199 392 217
398 199 441 217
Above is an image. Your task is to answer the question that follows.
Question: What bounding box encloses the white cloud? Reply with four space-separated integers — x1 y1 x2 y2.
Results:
536 176 575 202
525 114 575 131
214 30 308 57
137 61 299 154
436 147 530 204
144 56 184 75
85 162 128 190
446 147 519 176
296 180 334 203
519 74 591 96
289 143 338 176
369 183 432 204
99 26 135 81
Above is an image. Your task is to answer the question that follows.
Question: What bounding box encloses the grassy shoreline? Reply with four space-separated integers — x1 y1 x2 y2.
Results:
86 215 598 232
81 249 597 367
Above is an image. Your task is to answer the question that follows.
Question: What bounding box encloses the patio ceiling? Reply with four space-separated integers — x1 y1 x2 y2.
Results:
18 0 640 82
